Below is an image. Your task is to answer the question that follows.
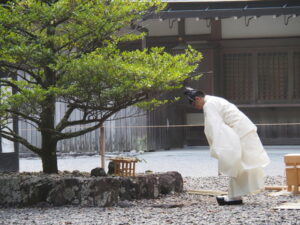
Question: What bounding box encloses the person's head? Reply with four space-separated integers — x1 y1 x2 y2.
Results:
184 87 206 110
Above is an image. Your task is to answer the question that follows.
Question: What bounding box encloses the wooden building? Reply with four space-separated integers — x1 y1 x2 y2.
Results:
141 0 300 148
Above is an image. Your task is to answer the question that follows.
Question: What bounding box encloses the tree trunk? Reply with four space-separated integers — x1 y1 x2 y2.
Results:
40 93 57 173
40 30 57 173
41 138 58 174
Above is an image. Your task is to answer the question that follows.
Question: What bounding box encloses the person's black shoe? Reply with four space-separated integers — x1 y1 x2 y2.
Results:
216 196 243 206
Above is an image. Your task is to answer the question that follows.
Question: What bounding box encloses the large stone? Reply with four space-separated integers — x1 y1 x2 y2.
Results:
118 177 139 201
81 177 120 207
91 167 107 177
118 172 183 200
0 176 22 206
118 175 159 200
136 174 160 199
0 174 56 206
47 177 82 206
0 171 183 207
20 176 55 206
159 171 183 194
107 161 115 175
47 177 120 207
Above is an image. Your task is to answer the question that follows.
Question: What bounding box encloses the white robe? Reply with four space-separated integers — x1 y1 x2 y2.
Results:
203 95 270 197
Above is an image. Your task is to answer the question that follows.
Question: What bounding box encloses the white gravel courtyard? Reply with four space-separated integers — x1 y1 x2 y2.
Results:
1 146 299 225
20 145 300 177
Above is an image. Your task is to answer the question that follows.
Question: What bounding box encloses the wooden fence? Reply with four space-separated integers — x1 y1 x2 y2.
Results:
19 104 148 155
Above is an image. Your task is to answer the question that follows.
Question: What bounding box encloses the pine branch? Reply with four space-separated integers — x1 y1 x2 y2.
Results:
55 106 75 132
57 122 101 140
0 22 38 41
0 61 42 84
6 109 40 126
1 129 41 155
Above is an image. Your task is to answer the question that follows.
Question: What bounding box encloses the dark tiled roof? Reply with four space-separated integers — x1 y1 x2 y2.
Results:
145 0 300 19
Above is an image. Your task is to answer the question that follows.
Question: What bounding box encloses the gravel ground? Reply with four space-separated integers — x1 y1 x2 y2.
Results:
1 175 300 225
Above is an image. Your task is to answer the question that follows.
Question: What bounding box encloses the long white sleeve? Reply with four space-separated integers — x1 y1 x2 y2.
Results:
204 101 242 178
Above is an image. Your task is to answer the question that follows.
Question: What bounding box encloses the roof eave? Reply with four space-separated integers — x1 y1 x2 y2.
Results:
144 6 300 20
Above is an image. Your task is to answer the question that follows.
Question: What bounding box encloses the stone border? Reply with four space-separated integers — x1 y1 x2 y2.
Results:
0 171 183 207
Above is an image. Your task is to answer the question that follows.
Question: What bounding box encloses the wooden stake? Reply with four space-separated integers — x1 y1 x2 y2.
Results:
265 186 286 191
99 125 105 169
187 189 227 196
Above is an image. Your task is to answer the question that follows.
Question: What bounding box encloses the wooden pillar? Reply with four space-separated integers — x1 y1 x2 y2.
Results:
210 19 221 41
178 18 185 36
99 125 105 169
210 19 222 96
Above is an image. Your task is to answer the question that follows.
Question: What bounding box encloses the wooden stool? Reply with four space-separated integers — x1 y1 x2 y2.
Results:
284 154 300 194
110 158 138 176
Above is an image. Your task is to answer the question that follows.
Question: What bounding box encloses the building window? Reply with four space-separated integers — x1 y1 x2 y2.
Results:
223 53 253 103
222 48 300 104
257 52 288 101
293 52 300 100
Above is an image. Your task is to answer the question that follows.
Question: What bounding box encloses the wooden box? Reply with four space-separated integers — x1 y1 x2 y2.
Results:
110 158 138 177
284 154 300 194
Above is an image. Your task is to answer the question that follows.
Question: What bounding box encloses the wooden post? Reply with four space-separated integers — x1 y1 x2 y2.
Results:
99 125 105 170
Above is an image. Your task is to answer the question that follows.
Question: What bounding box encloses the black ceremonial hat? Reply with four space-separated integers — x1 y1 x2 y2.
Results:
184 87 198 103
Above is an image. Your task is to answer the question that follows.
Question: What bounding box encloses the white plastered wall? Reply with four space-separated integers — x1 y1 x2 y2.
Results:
144 16 300 38
185 18 211 35
143 19 178 36
144 18 211 36
222 15 300 39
